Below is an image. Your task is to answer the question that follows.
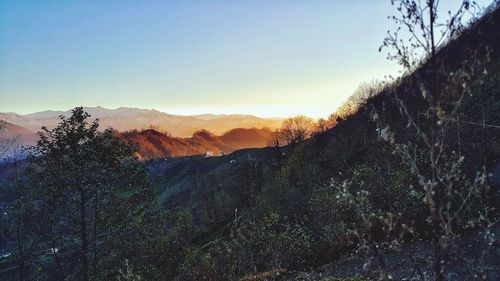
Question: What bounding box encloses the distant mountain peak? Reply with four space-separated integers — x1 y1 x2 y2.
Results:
0 106 283 138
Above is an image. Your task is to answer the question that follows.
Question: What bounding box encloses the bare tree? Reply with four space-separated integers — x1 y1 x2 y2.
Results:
315 118 330 134
361 0 497 280
0 120 19 159
278 115 316 145
315 113 339 134
117 259 141 281
336 80 386 120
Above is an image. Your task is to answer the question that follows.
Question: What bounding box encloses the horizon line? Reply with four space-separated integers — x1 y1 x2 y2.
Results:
0 105 310 120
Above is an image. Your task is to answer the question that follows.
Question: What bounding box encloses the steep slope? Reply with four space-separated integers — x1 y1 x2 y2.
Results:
142 6 500 280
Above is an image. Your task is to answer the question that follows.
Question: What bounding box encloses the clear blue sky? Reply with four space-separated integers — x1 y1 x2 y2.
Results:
0 0 490 118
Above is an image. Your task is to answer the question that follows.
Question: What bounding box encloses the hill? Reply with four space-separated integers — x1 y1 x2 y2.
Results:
140 5 500 280
119 127 274 160
0 122 37 159
0 109 278 160
220 127 274 149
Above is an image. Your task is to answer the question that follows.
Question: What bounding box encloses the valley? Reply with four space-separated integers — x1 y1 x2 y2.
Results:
0 1 499 281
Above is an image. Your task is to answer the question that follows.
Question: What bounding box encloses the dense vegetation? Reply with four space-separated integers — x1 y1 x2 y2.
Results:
0 2 499 281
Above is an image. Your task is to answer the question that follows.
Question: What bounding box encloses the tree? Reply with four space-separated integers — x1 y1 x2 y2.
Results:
24 107 154 281
336 80 385 119
315 118 329 134
278 115 315 145
315 115 338 134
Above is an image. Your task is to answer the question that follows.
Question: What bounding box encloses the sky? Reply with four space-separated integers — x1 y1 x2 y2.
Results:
0 0 492 118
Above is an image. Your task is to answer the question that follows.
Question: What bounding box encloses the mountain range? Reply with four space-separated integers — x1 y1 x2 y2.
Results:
0 106 283 136
0 107 283 159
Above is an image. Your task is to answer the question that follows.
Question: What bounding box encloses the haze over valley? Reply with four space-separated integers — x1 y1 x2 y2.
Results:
0 106 283 136
0 106 284 158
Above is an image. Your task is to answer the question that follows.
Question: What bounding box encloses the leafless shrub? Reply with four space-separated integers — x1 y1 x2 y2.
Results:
277 115 316 145
336 80 386 120
340 1 498 280
117 259 141 281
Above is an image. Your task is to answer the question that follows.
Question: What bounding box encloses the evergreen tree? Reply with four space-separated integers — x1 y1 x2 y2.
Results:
24 107 154 280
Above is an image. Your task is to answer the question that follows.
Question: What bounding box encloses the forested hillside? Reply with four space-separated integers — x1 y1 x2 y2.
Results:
141 4 500 279
0 2 499 281
118 127 274 160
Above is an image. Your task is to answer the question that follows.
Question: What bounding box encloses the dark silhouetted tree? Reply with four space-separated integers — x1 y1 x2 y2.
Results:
24 107 154 281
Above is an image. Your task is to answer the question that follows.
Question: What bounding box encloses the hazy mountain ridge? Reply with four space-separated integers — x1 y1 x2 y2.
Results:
119 127 274 160
0 122 37 146
0 107 283 137
0 107 282 159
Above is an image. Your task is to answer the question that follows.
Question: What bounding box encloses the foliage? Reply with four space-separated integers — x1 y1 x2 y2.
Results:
10 107 155 281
